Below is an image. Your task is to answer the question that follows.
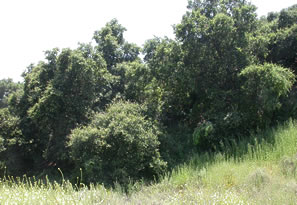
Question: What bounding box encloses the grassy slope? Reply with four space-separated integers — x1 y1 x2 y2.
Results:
1 120 297 204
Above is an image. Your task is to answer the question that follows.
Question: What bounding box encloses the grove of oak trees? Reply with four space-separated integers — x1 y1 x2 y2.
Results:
0 0 296 185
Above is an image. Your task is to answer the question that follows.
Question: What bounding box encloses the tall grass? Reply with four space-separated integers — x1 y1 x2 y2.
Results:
165 119 297 204
1 120 297 204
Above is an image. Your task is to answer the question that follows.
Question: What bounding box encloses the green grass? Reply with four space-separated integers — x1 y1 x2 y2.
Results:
1 120 297 204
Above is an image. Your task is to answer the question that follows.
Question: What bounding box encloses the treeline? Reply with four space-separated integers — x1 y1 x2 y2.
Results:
0 0 297 186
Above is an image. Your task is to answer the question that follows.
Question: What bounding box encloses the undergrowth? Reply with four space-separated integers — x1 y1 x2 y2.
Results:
1 120 297 204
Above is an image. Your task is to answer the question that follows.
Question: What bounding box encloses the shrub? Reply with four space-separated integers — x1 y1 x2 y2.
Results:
239 63 295 128
68 101 166 185
193 121 215 148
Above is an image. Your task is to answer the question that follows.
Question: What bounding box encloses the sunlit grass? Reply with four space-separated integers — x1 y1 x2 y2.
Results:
1 120 297 204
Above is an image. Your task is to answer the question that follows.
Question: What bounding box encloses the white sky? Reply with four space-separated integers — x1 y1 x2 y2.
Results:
0 0 297 82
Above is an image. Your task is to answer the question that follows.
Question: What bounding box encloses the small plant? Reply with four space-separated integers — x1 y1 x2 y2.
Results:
246 168 270 189
223 173 236 189
279 155 297 177
193 121 214 147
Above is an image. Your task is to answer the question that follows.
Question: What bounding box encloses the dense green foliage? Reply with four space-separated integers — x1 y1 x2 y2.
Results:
0 0 297 187
0 78 22 109
68 101 166 185
239 63 295 128
0 108 25 174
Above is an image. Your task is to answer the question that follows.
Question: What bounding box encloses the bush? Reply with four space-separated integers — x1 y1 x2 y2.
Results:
68 101 167 186
192 63 295 150
239 63 295 128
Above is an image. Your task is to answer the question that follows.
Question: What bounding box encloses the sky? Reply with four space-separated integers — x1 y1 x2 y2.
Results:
0 0 297 82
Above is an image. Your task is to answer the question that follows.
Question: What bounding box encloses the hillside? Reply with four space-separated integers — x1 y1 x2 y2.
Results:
1 1 297 204
1 120 297 204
